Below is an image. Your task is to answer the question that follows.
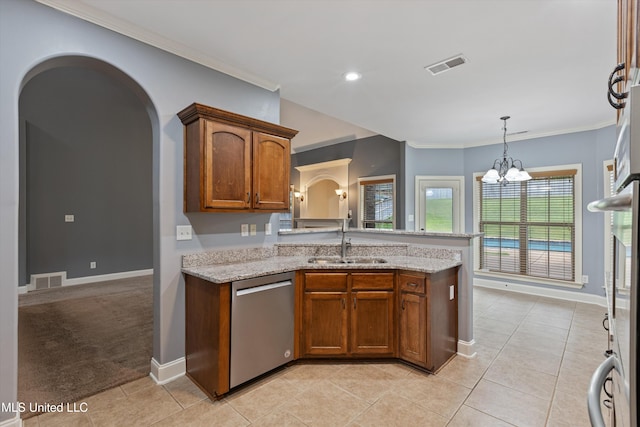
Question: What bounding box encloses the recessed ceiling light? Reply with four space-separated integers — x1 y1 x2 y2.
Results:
344 71 362 82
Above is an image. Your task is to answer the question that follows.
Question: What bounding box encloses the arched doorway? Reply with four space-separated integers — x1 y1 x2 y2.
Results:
17 55 157 414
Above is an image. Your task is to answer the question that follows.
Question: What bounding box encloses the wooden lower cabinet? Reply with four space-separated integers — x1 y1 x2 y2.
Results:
184 274 230 398
399 292 426 365
301 271 395 357
303 291 348 355
351 291 395 354
398 268 458 372
185 266 460 401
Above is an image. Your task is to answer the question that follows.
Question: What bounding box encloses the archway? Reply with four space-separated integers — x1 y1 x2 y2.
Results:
17 55 158 414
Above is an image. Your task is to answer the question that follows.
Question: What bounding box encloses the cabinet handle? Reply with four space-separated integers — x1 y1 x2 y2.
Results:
353 297 357 309
407 282 418 287
247 192 251 204
341 298 345 309
255 193 260 204
401 299 405 310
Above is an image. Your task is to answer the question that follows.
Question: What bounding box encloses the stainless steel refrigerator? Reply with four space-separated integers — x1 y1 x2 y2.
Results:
587 83 640 427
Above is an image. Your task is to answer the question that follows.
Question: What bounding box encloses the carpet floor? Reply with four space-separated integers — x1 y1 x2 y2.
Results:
18 275 153 419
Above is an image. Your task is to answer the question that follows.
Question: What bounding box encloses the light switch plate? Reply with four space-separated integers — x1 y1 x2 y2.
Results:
265 223 272 235
250 224 257 236
65 214 75 222
449 285 455 300
241 224 249 237
176 225 192 241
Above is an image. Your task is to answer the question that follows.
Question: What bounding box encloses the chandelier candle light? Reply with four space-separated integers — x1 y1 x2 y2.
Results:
481 116 532 184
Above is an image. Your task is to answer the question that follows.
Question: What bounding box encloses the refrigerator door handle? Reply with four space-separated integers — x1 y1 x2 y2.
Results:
587 192 633 212
588 355 623 427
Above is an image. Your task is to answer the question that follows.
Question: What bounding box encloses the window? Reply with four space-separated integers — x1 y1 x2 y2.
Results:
359 175 395 229
475 165 582 285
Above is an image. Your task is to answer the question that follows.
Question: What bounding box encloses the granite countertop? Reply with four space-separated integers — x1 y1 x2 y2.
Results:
182 255 462 284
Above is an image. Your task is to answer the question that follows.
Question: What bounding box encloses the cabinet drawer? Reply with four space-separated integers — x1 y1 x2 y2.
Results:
351 272 395 290
398 272 426 294
304 273 348 291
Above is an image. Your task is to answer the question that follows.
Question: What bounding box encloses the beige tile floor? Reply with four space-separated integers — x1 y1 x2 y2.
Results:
22 286 611 426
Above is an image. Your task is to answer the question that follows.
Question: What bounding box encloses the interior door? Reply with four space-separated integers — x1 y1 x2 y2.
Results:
416 177 463 233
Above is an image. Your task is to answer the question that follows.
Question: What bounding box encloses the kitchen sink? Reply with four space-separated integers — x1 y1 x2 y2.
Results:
307 257 388 264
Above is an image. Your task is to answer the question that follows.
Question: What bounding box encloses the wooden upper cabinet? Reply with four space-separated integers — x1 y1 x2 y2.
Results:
253 132 291 210
178 103 298 213
204 121 252 210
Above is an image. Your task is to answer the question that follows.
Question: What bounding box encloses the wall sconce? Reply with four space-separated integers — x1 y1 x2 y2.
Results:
294 190 304 202
335 189 347 200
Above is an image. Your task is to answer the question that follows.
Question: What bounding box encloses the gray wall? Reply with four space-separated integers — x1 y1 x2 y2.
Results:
0 1 281 422
291 135 405 229
19 66 153 285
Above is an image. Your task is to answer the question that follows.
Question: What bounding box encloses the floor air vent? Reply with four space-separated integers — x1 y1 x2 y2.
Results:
425 54 468 75
30 272 66 290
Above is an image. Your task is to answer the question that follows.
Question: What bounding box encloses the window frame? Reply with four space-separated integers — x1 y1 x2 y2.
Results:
473 163 583 288
358 174 396 229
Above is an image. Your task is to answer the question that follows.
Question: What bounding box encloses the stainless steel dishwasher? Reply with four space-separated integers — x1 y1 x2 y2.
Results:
230 272 294 388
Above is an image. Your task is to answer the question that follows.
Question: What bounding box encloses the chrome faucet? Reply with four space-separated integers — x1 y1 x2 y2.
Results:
341 221 351 259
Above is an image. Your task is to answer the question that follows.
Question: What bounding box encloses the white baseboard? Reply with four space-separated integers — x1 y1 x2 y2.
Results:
457 339 477 358
149 357 185 385
64 269 153 287
0 414 21 427
474 278 607 307
24 269 153 292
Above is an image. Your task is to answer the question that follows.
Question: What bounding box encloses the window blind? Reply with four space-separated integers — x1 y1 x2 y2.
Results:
477 170 577 282
360 178 394 229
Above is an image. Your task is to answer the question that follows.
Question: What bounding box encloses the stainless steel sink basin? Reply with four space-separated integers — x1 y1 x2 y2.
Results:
307 257 387 264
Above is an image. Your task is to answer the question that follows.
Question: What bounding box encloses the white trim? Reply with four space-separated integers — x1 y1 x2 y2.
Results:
457 339 477 358
63 269 153 287
295 158 352 172
475 278 607 306
0 414 21 427
474 270 584 289
149 357 186 385
18 286 28 295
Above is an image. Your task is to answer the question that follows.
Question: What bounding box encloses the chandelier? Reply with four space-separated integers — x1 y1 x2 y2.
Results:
481 116 531 184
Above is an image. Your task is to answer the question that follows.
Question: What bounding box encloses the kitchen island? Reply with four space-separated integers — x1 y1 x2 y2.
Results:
182 236 477 399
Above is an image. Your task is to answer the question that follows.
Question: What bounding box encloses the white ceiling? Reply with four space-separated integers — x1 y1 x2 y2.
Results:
37 0 617 152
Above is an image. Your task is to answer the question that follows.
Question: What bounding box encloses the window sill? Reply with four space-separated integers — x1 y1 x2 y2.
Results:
474 270 584 290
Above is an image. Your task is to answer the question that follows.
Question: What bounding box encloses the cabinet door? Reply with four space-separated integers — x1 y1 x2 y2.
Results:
252 132 290 210
303 292 348 356
350 291 395 355
204 121 251 209
398 292 426 366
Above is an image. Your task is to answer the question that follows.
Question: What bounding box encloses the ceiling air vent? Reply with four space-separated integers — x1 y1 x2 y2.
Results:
425 54 468 75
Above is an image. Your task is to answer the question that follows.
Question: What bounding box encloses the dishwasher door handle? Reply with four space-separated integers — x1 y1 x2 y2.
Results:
236 280 293 297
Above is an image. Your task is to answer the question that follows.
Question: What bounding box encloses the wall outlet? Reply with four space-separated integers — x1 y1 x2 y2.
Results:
250 224 257 236
65 214 75 222
90 261 96 269
176 225 193 241
582 275 589 284
265 223 272 235
241 224 249 237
